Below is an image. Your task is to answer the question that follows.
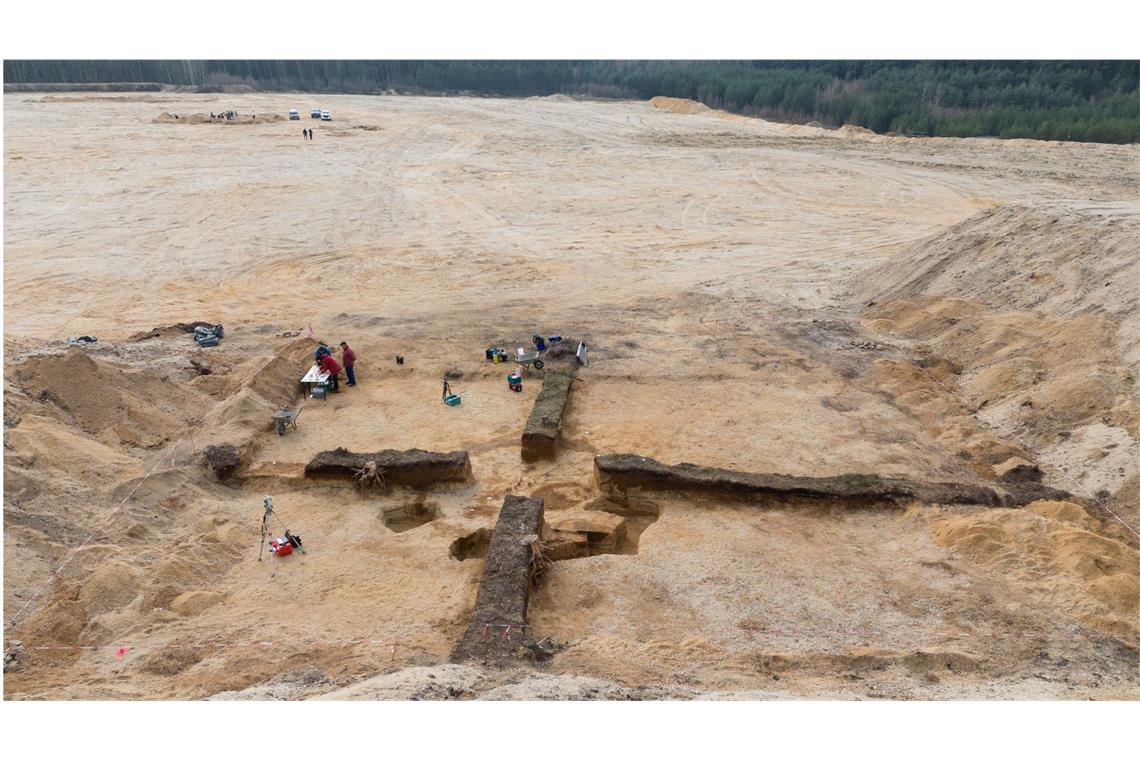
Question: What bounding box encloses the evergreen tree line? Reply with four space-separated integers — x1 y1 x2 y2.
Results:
6 60 1137 143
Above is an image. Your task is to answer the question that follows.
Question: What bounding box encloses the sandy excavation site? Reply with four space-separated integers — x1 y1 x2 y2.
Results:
3 92 1138 700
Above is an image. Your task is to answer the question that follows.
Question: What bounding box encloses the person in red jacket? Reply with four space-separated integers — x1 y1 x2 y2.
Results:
319 351 342 393
339 341 357 386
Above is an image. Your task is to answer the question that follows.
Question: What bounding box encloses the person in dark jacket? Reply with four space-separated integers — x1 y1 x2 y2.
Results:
339 342 357 386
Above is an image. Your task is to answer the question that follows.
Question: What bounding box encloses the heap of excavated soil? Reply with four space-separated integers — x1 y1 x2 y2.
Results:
9 349 203 448
649 96 711 115
931 501 1139 639
854 203 1140 374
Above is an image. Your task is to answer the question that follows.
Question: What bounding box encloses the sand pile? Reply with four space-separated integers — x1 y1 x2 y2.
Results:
649 96 711 115
9 350 203 449
867 356 1030 479
865 300 1138 494
854 204 1139 497
930 502 1139 639
3 332 307 678
78 562 144 616
238 338 312 408
5 414 141 496
854 203 1140 373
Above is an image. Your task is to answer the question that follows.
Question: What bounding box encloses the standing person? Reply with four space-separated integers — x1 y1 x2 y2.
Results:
318 350 342 393
339 342 357 386
302 128 307 140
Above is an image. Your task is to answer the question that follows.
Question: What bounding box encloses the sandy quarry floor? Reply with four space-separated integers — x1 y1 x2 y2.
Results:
3 92 1138 699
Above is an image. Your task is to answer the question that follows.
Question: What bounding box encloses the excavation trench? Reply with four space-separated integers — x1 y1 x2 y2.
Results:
382 499 440 533
450 528 492 561
541 497 659 559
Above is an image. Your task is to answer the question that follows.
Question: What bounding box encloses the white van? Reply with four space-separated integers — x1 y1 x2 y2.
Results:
288 108 300 120
320 110 332 121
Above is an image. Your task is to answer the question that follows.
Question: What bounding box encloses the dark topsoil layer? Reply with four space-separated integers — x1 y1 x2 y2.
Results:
595 454 1070 508
305 448 471 487
521 369 574 461
450 495 545 665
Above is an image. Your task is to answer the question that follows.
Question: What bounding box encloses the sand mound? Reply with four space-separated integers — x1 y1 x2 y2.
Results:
138 558 207 613
931 509 1139 638
854 203 1140 374
10 350 203 448
865 297 1138 494
139 645 202 675
242 340 311 408
649 96 711 115
1026 499 1096 529
868 357 1029 477
170 590 224 617
129 322 215 342
78 562 142 616
5 414 140 492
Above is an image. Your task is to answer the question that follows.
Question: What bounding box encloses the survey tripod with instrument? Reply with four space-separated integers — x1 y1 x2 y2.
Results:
258 495 306 562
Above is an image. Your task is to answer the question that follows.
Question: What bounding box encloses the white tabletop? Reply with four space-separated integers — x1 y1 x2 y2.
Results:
301 365 331 384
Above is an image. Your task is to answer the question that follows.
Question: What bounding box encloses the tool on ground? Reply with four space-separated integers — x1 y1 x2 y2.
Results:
442 377 462 406
258 496 305 562
576 341 588 367
513 348 545 370
272 407 301 436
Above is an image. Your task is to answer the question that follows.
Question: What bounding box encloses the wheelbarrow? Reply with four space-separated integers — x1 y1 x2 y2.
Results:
272 408 301 436
513 349 545 370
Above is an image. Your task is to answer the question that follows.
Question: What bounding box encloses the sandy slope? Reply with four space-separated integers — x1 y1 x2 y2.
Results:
3 93 1137 699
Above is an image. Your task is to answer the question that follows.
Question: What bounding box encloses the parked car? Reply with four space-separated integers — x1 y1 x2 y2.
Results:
320 110 332 121
288 108 300 120
310 108 322 119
